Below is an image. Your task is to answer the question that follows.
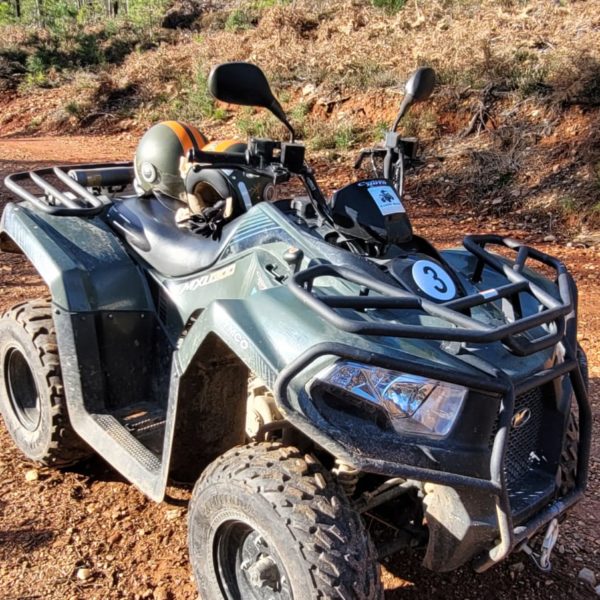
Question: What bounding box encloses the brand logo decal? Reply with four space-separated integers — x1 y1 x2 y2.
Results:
511 407 532 429
357 179 387 187
141 161 157 183
171 264 236 296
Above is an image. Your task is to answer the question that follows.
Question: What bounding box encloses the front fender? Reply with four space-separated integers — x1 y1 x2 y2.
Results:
174 286 341 393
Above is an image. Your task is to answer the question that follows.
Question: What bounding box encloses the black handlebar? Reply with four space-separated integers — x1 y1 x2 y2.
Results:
190 148 249 167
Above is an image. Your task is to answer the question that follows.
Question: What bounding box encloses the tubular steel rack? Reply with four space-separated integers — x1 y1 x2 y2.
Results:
289 235 574 357
276 235 590 570
4 162 134 216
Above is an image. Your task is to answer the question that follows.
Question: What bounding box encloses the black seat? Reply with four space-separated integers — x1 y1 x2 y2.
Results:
106 195 240 277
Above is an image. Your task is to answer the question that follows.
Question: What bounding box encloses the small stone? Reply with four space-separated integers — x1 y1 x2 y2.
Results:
25 469 39 482
108 532 122 545
543 234 556 242
302 83 316 96
165 509 182 522
154 588 170 600
76 567 92 581
578 567 596 587
509 562 525 573
594 583 600 596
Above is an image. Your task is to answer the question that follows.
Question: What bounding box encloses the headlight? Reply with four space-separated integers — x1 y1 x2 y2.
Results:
315 361 467 437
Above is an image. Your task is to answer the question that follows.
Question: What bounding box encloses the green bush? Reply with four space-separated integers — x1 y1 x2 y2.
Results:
0 1 15 25
307 120 363 151
225 9 255 31
371 0 406 13
235 107 282 138
172 66 229 123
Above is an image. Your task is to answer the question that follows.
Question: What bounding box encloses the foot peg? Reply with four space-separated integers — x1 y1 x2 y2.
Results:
519 518 559 572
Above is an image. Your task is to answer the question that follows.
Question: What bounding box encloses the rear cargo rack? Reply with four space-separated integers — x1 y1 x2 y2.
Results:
289 235 575 357
4 162 134 216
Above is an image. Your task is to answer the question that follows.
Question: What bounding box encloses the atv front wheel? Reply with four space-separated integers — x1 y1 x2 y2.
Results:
0 299 91 466
558 344 588 495
188 442 383 600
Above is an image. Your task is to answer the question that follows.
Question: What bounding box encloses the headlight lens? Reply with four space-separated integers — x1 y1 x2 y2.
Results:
316 361 467 437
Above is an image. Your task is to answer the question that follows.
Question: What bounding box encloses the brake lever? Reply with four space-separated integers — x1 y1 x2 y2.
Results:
354 150 370 169
355 148 388 170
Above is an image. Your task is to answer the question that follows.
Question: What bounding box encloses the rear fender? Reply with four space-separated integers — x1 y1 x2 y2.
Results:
1 202 161 470
1 202 153 311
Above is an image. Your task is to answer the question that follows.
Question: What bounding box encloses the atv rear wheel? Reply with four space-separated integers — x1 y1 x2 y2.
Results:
0 299 91 466
188 442 383 600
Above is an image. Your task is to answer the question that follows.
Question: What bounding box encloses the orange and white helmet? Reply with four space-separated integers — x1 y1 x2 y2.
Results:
134 120 208 201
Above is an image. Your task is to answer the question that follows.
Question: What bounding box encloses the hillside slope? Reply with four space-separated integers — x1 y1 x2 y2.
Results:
0 0 599 233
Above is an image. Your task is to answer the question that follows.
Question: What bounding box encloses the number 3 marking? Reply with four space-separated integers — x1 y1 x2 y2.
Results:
411 260 457 301
422 265 449 294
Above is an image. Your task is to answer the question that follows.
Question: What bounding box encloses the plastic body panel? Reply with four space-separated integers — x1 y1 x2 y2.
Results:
0 183 591 570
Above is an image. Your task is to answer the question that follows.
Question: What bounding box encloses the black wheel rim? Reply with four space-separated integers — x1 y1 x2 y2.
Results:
214 520 293 600
5 347 41 432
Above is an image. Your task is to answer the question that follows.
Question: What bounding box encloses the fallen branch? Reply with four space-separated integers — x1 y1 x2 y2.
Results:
460 83 498 137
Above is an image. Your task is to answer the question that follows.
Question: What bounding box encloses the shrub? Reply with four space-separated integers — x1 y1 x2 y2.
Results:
371 0 406 13
225 9 255 31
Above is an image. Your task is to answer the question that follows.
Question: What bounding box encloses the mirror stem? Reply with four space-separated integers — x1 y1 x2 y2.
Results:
269 100 295 141
284 120 295 142
392 94 413 131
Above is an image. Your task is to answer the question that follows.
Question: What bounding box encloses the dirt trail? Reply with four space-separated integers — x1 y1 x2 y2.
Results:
0 136 598 600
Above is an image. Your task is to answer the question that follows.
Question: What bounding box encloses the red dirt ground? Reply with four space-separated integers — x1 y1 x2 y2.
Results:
0 135 598 599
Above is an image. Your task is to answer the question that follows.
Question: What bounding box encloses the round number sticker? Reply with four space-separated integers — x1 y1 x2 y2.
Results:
411 260 457 301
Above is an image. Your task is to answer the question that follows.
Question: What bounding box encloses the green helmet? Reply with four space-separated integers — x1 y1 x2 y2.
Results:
134 120 208 201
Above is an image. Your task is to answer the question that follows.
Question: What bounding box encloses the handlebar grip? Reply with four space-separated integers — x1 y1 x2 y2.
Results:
383 151 393 180
190 148 248 166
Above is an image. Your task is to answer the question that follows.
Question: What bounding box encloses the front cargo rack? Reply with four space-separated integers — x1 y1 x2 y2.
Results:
4 162 134 216
289 235 575 357
278 236 589 572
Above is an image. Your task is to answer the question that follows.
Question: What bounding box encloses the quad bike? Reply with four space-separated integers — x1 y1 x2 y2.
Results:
0 62 591 599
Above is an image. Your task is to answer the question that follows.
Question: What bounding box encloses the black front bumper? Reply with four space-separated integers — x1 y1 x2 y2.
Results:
274 235 591 571
274 340 590 571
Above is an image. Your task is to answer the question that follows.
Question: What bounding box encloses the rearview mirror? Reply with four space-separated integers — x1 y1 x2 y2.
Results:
392 67 436 131
405 67 436 103
208 62 295 140
208 62 275 110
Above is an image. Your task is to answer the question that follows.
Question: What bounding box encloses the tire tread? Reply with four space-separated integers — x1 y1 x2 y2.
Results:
189 441 383 599
1 298 91 467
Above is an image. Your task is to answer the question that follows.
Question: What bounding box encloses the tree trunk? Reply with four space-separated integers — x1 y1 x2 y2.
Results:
35 0 43 25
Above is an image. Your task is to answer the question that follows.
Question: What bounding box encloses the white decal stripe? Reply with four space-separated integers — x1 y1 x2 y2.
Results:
233 226 282 243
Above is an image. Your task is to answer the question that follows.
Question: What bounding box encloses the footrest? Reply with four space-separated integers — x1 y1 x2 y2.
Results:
93 413 162 473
